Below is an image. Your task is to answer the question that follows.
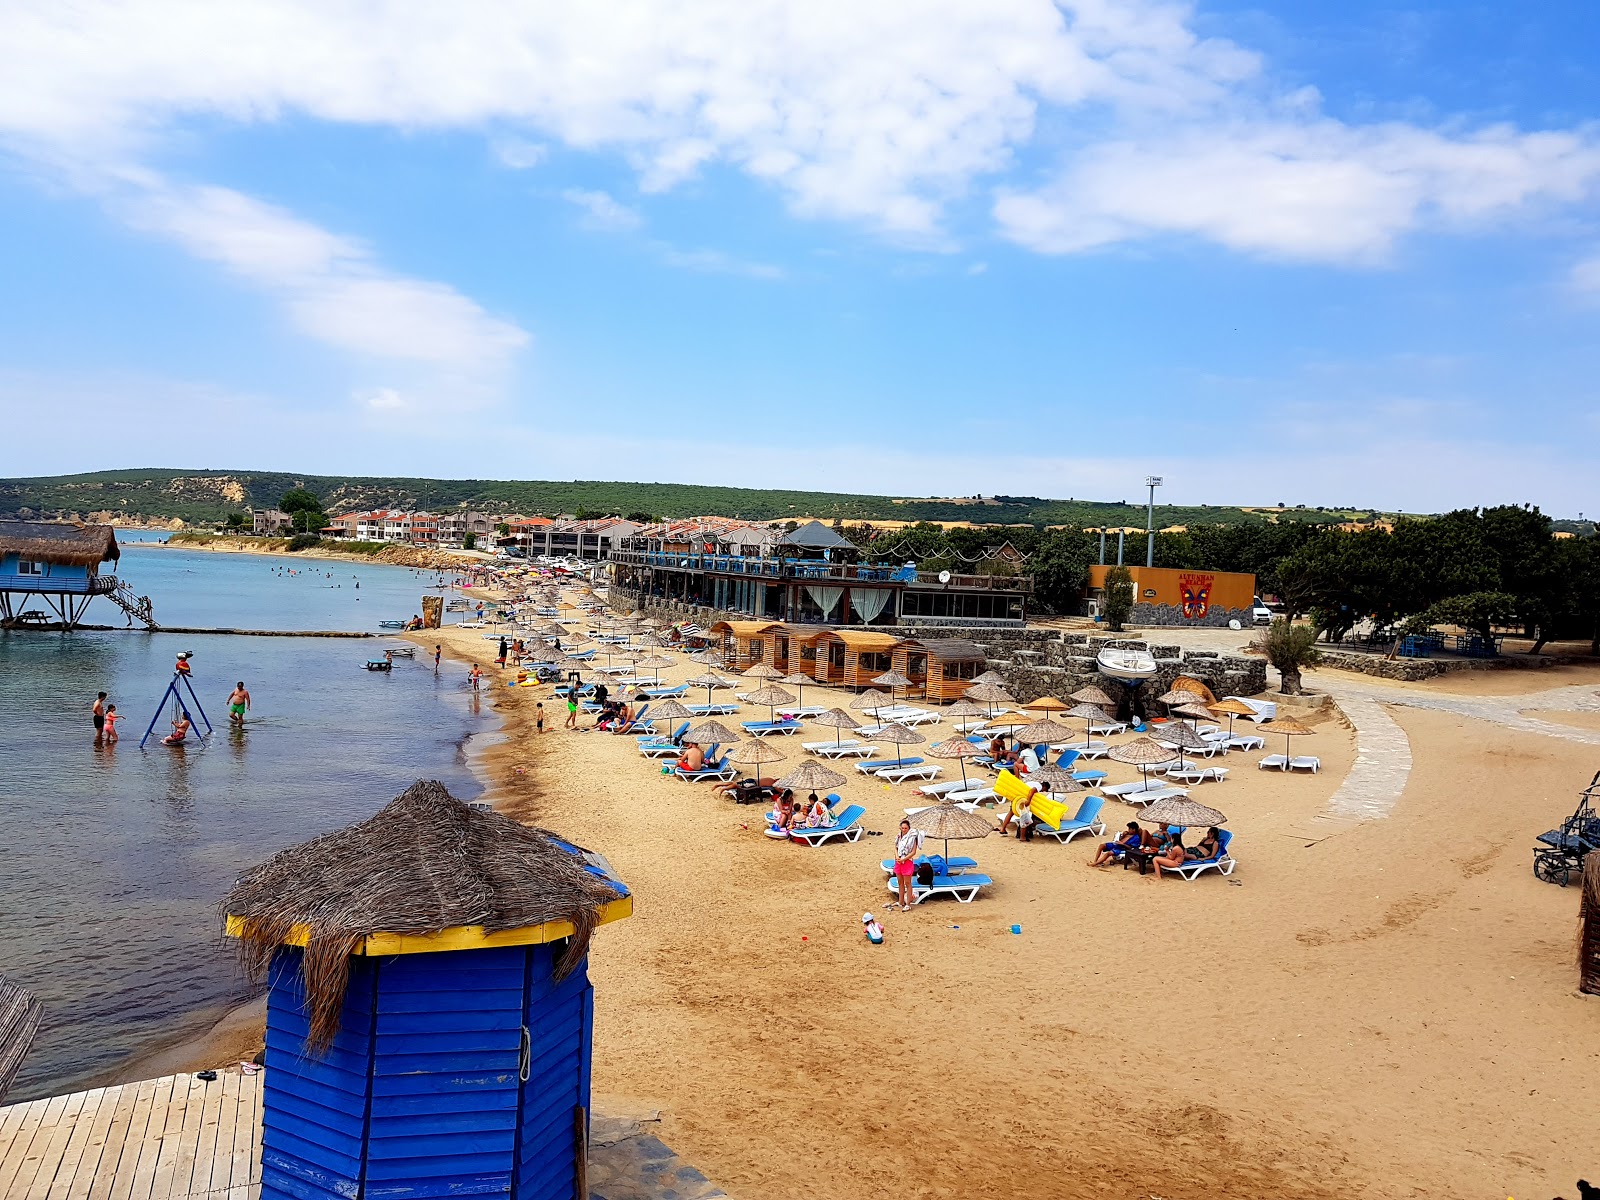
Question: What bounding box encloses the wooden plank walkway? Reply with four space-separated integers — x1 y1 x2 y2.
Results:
0 1072 261 1200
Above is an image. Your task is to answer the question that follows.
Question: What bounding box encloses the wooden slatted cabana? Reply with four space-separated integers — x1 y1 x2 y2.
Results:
892 637 987 702
708 619 781 669
813 628 902 688
762 623 832 678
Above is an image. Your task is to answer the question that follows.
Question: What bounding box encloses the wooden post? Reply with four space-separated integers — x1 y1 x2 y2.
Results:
574 1104 589 1199
1583 856 1600 996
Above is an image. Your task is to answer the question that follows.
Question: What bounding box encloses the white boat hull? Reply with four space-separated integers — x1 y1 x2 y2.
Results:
1097 648 1157 682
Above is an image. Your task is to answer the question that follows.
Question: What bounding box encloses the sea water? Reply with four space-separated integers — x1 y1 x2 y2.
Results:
0 540 497 1099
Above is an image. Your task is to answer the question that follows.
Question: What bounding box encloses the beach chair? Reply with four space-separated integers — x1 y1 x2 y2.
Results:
946 785 999 806
1169 830 1236 880
684 702 739 716
1257 754 1290 770
638 741 688 759
741 719 803 737
810 742 880 760
787 805 867 846
612 703 651 734
1087 719 1128 736
1032 795 1107 844
673 755 737 782
1288 756 1321 773
1226 696 1276 723
639 684 689 699
879 854 978 875
886 873 992 904
638 720 689 744
1165 765 1229 784
855 757 922 776
912 780 973 798
876 762 941 784
1224 734 1266 751
776 705 828 720
564 649 596 661
1054 740 1110 759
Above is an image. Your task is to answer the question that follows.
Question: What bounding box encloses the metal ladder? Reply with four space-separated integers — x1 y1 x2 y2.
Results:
108 580 160 630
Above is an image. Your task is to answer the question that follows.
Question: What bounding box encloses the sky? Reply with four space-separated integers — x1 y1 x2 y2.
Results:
0 1 1597 515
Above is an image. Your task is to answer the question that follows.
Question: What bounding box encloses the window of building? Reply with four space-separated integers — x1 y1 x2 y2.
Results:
18 559 43 576
859 650 892 672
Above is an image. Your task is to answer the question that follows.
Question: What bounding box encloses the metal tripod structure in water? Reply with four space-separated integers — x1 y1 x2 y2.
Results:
138 670 216 749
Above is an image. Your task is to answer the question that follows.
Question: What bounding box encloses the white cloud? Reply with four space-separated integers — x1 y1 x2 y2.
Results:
656 245 784 280
1572 254 1600 294
562 187 642 232
111 177 529 370
355 387 406 411
492 137 547 169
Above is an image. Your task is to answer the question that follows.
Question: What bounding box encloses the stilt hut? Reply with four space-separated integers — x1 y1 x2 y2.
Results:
708 619 780 669
813 629 902 689
0 520 149 629
892 638 987 703
762 623 831 679
225 781 633 1200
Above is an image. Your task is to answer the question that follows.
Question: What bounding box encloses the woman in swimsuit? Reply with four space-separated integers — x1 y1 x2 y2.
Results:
162 713 192 747
1188 827 1222 862
1149 829 1188 878
892 819 924 910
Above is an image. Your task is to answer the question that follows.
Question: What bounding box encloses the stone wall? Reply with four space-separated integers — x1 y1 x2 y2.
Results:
1127 602 1255 629
1315 646 1570 682
611 588 1269 699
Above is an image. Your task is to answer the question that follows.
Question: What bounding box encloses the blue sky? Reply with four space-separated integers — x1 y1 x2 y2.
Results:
1 1 1597 514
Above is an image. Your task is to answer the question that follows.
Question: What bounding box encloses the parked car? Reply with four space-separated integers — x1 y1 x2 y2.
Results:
1251 596 1274 625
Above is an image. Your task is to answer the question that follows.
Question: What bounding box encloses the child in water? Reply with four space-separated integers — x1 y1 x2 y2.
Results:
103 704 120 743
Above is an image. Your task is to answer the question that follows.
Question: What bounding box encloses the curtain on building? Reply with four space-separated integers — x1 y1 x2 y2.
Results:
805 585 843 619
850 588 891 624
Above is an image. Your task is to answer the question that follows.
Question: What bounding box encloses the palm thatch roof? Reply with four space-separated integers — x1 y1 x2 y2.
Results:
912 639 986 663
0 520 119 567
223 780 626 1052
0 975 43 1104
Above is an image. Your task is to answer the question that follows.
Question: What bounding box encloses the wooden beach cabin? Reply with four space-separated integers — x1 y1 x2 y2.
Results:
892 637 987 702
813 628 902 688
0 520 153 629
761 623 831 678
708 619 780 669
225 781 633 1200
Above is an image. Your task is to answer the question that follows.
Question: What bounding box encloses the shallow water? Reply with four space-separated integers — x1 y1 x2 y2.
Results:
0 542 498 1099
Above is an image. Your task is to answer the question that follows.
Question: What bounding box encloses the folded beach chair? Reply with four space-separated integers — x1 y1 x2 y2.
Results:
879 854 978 875
1257 754 1290 770
787 805 866 846
673 755 737 782
741 719 803 737
1288 756 1321 773
1032 795 1107 844
886 873 992 904
1169 830 1236 880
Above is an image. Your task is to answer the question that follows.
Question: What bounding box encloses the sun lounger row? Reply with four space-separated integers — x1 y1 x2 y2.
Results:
1259 755 1320 772
805 740 879 759
854 758 940 783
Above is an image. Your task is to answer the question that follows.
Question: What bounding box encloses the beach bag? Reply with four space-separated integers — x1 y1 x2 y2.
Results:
915 862 935 886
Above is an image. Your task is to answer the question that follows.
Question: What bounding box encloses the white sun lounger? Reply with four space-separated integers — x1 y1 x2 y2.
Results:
1258 754 1288 770
1164 765 1229 784
1102 782 1189 804
886 874 991 904
1226 696 1276 723
876 763 940 783
1051 740 1110 759
1288 756 1321 773
912 780 973 798
1223 734 1266 751
808 741 880 759
1087 720 1128 736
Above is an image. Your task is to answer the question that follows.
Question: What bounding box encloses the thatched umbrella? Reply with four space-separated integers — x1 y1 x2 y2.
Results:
778 672 815 710
689 651 728 668
908 801 992 865
873 670 913 702
1155 687 1196 712
1020 695 1069 713
1154 718 1211 769
942 698 990 726
0 975 43 1103
647 697 694 735
1171 701 1216 724
964 682 1015 717
971 670 1008 686
1069 683 1116 708
726 739 789 780
1263 715 1316 761
851 687 892 713
812 707 859 747
1141 796 1227 830
744 684 797 724
1064 700 1111 744
635 654 676 684
1209 698 1258 738
685 672 734 706
776 760 848 793
224 780 624 1052
742 662 784 681
1008 718 1079 749
1582 855 1600 996
683 719 742 747
1026 761 1084 794
870 721 926 768
927 734 984 787
1108 737 1179 787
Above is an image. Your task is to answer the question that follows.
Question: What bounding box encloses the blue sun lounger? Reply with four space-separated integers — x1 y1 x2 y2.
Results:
1032 795 1107 844
885 873 993 904
855 756 926 775
637 684 690 699
1167 829 1236 880
741 719 802 737
673 754 736 783
637 721 690 746
878 854 978 875
786 804 867 845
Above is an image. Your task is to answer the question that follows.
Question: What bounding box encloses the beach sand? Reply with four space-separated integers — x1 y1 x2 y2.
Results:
127 612 1600 1198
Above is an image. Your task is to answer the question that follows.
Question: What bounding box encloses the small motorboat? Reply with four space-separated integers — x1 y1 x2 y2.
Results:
1097 647 1157 682
378 620 406 629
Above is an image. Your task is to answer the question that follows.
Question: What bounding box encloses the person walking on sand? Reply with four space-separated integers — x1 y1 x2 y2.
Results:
93 692 107 742
497 637 508 668
469 663 483 691
564 687 579 730
227 681 251 726
891 818 924 911
103 704 120 743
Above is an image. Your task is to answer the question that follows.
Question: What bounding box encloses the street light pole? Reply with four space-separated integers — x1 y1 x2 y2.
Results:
1144 476 1163 568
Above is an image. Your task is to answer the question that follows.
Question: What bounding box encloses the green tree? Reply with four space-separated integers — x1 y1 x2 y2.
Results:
495 522 510 536
462 532 477 550
1256 617 1322 695
1102 564 1134 631
1026 527 1094 614
1406 591 1519 645
223 511 245 529
624 511 656 525
279 487 327 533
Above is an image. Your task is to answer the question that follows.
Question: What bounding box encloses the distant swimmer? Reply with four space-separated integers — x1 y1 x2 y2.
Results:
228 681 252 726
162 711 192 747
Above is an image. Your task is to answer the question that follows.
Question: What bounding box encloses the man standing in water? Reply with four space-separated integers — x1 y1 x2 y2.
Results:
93 692 107 742
228 681 251 726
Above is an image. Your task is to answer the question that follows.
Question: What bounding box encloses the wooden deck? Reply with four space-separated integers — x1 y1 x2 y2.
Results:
0 1072 261 1200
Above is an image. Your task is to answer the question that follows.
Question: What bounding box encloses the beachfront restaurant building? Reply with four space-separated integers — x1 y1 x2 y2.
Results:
609 519 1029 627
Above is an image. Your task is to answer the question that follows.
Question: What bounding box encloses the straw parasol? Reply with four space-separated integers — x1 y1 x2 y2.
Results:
689 651 728 668
1263 715 1315 760
682 719 742 747
964 682 1016 716
908 801 992 864
1153 719 1210 768
942 698 990 725
1108 737 1179 787
684 672 734 705
726 739 789 778
1064 701 1110 744
1171 701 1217 725
1008 718 1079 747
1026 761 1084 793
873 670 913 701
1209 698 1258 737
927 734 984 787
742 662 784 681
0 975 43 1103
870 722 926 768
743 684 797 724
1155 687 1196 709
1069 683 1116 708
811 707 859 747
851 687 892 712
223 780 625 1052
971 670 1008 686
1020 695 1069 713
647 697 694 732
775 760 848 793
634 654 676 683
778 672 815 710
1140 796 1227 832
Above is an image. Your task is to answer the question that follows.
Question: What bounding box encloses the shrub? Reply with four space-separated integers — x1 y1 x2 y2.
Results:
286 533 322 552
1255 617 1322 695
1102 565 1134 631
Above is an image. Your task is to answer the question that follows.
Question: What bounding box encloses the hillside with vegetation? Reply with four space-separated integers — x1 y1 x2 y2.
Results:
0 467 1406 530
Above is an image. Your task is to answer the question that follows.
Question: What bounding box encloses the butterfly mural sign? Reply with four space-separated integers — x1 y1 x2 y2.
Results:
1179 573 1214 620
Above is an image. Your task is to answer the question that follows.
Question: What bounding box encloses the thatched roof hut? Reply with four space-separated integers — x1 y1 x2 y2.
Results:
224 780 631 1050
0 520 119 568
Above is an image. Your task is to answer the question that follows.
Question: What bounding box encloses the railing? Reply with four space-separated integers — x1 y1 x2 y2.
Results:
0 572 118 595
608 549 1030 592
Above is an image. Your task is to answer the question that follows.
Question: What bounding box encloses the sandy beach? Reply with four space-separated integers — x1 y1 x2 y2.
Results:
122 603 1600 1198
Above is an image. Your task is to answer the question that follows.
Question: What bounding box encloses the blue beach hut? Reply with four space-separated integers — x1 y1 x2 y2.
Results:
0 520 145 629
224 781 633 1200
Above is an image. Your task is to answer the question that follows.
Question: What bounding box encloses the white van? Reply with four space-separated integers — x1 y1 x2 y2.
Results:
1251 596 1274 625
